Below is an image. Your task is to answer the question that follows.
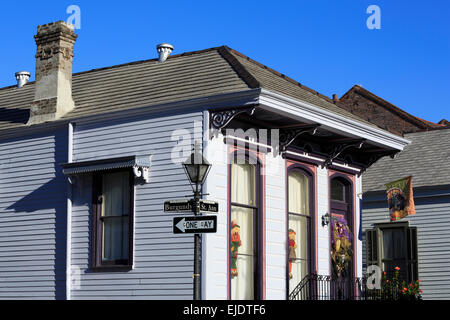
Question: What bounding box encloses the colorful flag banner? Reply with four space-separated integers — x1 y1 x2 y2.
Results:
385 176 416 221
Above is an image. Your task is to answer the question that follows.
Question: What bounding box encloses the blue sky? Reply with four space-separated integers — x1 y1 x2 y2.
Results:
0 0 449 123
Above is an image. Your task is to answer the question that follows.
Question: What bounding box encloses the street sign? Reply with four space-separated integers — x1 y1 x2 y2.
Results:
173 216 217 234
164 199 219 213
199 200 219 213
164 199 193 212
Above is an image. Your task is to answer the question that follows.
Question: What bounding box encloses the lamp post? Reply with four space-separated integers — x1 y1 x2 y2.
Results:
182 141 211 300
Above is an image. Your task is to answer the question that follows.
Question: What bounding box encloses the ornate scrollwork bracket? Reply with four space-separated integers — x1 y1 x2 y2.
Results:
277 124 321 153
357 150 399 177
322 139 365 168
133 166 150 184
209 105 257 138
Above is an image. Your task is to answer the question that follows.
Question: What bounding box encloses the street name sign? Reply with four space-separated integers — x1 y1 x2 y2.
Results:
199 200 219 213
164 200 193 212
173 216 217 234
164 199 219 214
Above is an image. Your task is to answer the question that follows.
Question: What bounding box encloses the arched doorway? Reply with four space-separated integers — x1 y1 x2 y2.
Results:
329 175 354 298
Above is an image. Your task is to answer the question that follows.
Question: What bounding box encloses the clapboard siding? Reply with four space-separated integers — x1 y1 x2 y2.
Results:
70 109 203 299
0 128 68 299
362 188 450 300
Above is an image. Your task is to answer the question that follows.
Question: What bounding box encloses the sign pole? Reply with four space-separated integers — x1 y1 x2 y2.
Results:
193 185 201 300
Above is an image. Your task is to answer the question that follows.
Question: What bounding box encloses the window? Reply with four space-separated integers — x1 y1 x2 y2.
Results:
366 223 418 283
92 170 134 270
230 160 260 300
331 179 346 202
288 170 312 292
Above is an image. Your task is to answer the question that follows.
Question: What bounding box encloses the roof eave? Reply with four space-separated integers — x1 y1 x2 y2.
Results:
259 88 411 151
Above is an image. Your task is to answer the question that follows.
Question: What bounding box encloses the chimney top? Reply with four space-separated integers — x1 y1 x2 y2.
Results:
156 43 174 63
28 21 78 125
15 71 31 88
332 94 340 103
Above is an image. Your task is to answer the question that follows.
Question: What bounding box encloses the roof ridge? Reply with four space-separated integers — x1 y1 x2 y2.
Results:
416 116 444 127
342 85 438 129
72 46 224 77
217 46 260 89
224 47 337 105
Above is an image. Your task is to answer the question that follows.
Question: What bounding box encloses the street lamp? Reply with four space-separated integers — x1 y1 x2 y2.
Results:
183 141 211 193
182 141 211 300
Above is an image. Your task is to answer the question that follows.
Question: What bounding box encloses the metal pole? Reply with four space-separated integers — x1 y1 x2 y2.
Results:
193 184 201 300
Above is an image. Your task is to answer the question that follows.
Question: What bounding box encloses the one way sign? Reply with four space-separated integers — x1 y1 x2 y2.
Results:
173 216 217 234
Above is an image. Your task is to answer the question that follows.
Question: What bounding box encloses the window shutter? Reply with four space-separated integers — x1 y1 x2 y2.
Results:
407 227 418 281
365 228 379 268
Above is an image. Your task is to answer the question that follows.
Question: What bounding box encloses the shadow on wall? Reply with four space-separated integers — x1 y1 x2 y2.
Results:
4 128 68 300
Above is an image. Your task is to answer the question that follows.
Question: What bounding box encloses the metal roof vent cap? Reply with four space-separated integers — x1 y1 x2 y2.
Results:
156 43 174 63
15 71 31 88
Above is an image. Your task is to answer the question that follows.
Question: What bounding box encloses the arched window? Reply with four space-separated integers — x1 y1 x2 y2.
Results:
288 169 312 292
230 159 260 300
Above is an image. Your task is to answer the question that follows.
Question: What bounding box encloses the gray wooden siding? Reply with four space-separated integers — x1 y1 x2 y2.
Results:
362 187 450 300
0 128 68 299
70 110 203 299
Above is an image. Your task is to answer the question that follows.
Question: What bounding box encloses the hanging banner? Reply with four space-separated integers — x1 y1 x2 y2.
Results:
330 216 353 278
385 176 416 221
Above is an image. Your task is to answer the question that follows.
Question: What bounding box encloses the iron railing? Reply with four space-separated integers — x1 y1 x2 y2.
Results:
288 273 412 300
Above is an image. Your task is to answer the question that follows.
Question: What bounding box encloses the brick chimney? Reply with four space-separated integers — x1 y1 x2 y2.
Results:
28 21 78 125
332 94 340 103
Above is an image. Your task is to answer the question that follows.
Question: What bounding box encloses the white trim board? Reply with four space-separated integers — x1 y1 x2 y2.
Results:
258 88 410 151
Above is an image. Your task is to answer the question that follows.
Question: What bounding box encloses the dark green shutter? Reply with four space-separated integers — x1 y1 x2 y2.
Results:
365 229 379 267
406 227 418 282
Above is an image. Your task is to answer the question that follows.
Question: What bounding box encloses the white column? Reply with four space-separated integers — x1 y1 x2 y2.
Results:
316 166 330 275
264 151 286 300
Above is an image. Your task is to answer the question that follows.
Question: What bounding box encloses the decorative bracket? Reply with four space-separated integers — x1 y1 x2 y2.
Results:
357 150 399 177
278 124 320 153
210 105 257 137
322 139 365 168
133 166 150 183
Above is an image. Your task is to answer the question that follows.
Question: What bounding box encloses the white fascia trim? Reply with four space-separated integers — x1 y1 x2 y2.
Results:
258 88 411 151
285 150 361 173
223 134 272 152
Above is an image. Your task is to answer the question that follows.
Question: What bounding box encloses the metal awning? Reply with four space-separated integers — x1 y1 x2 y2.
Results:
61 155 151 182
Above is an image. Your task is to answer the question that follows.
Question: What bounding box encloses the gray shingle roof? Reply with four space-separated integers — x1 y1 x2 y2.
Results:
362 128 450 192
0 46 382 132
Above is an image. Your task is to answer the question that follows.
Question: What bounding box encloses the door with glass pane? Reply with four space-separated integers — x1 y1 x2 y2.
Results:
288 170 312 294
329 176 354 299
381 227 408 281
366 225 418 283
230 161 260 300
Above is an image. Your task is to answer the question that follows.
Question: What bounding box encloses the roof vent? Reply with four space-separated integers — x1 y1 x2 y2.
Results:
15 71 31 88
156 43 174 63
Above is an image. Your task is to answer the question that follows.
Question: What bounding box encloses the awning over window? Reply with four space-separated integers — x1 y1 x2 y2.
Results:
61 155 151 182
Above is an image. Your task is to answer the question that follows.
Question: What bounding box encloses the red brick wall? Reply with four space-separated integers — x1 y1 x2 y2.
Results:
338 91 426 135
